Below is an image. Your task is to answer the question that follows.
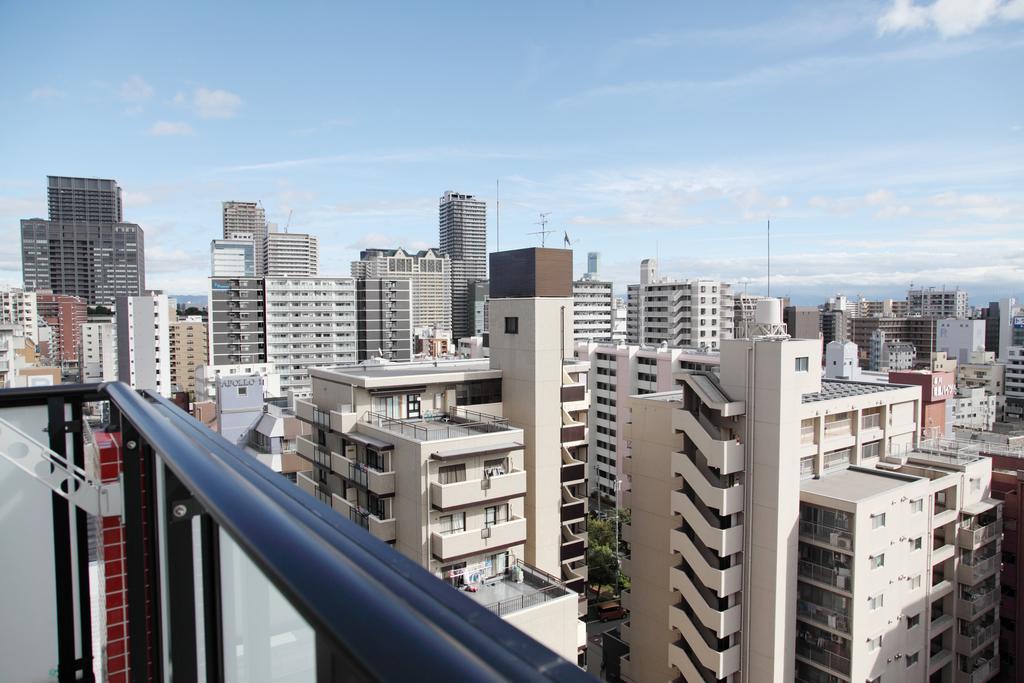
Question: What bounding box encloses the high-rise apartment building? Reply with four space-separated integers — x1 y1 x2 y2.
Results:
355 278 412 362
208 278 266 366
572 279 614 342
470 280 490 336
264 231 319 277
439 191 486 339
293 248 590 664
21 176 145 305
351 248 451 330
850 316 937 367
210 239 256 277
264 277 357 394
627 267 734 349
169 320 208 398
80 321 117 383
0 286 38 342
575 341 720 506
35 291 87 369
619 320 1002 683
222 201 267 276
908 287 969 319
116 293 172 397
1005 320 1024 420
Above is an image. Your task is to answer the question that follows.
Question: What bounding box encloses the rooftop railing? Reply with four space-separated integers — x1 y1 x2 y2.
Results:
363 407 512 441
0 382 587 683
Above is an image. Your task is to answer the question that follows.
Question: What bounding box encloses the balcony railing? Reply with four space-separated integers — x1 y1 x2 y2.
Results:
0 383 588 683
796 600 851 633
363 408 513 441
797 559 852 592
798 520 853 551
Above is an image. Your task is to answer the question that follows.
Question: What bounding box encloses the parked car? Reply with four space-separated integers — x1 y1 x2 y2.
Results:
596 601 626 622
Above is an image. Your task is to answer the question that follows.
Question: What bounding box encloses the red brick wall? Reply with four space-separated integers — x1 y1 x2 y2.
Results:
95 430 130 682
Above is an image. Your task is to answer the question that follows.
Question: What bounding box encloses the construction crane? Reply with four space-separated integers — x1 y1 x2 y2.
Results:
284 209 293 233
527 212 553 247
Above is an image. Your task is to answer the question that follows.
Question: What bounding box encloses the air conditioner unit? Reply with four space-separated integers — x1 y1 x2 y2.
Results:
481 476 491 490
837 575 849 590
828 615 838 628
481 527 492 539
837 537 852 550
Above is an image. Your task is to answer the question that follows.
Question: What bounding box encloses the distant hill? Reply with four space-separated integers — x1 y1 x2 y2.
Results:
170 294 208 307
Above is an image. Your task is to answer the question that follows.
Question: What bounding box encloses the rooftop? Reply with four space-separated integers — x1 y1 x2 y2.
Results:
311 359 499 387
448 559 572 618
801 379 912 403
801 465 921 503
362 406 517 441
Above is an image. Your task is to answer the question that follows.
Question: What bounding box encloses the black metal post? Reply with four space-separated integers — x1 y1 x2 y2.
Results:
47 396 76 683
163 465 200 682
200 514 224 683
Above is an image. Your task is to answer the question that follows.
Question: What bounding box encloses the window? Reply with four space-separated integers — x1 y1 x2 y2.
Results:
238 386 247 395
871 513 886 529
795 356 809 372
861 441 881 459
906 613 920 629
406 393 421 418
911 498 924 513
485 504 509 527
439 512 465 534
504 317 519 334
905 651 919 667
483 457 507 477
869 593 884 610
871 554 885 569
910 537 923 551
909 574 922 590
438 464 466 485
867 635 882 652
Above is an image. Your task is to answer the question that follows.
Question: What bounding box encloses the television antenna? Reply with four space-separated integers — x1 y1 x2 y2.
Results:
528 212 553 247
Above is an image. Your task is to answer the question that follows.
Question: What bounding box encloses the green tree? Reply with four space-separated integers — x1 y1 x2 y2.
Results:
587 543 617 592
588 517 614 549
88 305 112 315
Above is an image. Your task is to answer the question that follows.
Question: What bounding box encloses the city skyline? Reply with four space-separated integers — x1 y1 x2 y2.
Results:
1 1 1022 304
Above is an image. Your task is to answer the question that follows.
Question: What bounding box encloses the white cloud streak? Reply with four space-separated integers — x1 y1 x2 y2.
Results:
878 0 1024 37
148 121 195 137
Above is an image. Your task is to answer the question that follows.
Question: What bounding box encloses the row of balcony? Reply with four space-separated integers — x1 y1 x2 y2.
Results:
431 517 527 562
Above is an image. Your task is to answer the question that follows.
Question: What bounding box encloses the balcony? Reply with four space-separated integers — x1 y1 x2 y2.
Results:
0 382 590 683
957 585 1000 619
672 409 744 475
560 424 586 445
430 469 527 511
797 560 853 593
795 640 851 676
561 487 586 523
798 520 853 552
333 450 396 497
958 549 1001 584
448 559 574 619
331 495 397 543
796 600 850 633
560 383 586 404
431 517 528 562
960 657 998 683
955 622 999 655
560 447 586 484
561 527 586 562
959 517 1002 549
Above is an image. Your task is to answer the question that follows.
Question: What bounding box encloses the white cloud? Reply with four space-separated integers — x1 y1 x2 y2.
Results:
119 75 154 103
194 87 243 119
878 0 1024 37
148 121 195 136
29 86 63 100
217 147 547 173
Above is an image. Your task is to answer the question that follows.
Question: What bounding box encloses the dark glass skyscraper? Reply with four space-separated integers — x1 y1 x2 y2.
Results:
20 176 145 305
438 191 486 339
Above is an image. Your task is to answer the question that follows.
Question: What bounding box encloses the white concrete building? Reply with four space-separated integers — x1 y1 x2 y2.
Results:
116 292 172 397
869 329 917 371
575 341 719 506
951 387 998 430
0 286 38 342
908 287 969 319
572 278 613 342
824 340 860 380
80 321 117 383
627 260 734 350
196 362 282 401
264 277 356 394
351 248 452 331
937 318 985 364
612 297 627 342
620 327 1002 683
210 239 255 277
264 232 319 277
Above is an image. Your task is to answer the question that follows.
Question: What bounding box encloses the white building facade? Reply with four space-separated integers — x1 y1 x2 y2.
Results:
80 321 117 383
264 232 319 277
572 279 614 342
627 271 734 350
264 277 357 394
116 292 172 397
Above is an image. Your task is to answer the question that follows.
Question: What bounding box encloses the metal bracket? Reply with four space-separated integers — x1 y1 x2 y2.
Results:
169 497 203 523
0 416 124 520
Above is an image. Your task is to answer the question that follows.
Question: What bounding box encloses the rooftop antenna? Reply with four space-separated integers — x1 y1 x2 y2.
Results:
528 212 553 247
496 179 500 252
767 217 771 298
284 209 293 233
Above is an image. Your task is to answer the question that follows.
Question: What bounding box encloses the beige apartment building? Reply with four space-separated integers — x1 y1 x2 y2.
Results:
621 315 1002 682
293 248 590 663
170 319 208 398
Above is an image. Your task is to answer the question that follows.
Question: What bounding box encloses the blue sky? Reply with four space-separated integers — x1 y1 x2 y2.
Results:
1 0 1022 304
